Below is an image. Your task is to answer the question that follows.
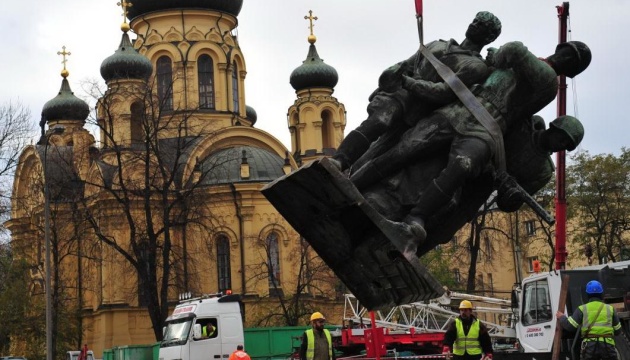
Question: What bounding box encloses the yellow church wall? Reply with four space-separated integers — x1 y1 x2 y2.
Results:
182 185 303 299
97 80 153 147
130 11 238 48
132 10 246 117
287 87 346 158
83 308 157 356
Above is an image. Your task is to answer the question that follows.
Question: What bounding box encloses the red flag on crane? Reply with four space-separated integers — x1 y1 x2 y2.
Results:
415 0 423 16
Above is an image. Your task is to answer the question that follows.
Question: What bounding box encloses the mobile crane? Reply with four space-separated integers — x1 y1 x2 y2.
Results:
337 260 630 360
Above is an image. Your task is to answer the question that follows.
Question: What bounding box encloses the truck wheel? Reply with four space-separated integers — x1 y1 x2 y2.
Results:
615 332 630 360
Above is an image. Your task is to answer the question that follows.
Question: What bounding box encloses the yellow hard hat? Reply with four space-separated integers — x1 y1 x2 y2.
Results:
310 312 325 321
459 300 473 309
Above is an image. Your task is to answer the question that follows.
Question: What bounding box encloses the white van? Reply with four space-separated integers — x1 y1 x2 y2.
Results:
159 293 244 360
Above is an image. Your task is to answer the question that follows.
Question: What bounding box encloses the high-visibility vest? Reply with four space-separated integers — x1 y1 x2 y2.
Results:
453 318 482 356
305 329 332 360
228 350 251 360
568 301 620 346
202 324 216 337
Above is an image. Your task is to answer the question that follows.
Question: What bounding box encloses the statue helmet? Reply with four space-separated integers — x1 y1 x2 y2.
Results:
459 300 474 309
555 41 592 78
586 280 604 295
550 115 584 151
310 312 326 321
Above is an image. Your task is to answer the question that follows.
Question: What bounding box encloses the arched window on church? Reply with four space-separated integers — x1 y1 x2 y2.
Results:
291 113 300 155
321 110 333 150
232 61 239 113
130 102 144 145
266 232 281 293
157 56 173 111
198 55 215 109
216 235 231 292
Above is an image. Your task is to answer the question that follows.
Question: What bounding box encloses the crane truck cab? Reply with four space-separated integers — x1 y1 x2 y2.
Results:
159 292 244 360
66 344 94 360
66 351 94 360
512 260 630 360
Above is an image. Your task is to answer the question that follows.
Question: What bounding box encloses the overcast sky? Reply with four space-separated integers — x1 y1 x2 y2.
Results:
1 0 627 156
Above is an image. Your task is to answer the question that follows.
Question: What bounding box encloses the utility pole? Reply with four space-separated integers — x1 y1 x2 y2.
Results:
554 2 569 270
41 126 64 360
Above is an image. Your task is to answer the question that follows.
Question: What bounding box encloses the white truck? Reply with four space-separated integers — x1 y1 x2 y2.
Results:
498 260 630 360
159 293 244 360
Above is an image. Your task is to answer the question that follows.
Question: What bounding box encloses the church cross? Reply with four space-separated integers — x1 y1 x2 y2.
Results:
57 46 71 71
304 10 318 36
117 0 133 23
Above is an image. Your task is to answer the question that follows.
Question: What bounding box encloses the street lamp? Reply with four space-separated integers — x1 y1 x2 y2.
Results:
39 126 64 360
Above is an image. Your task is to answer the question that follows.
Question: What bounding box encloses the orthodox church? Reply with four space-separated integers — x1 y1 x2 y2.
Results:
7 0 347 355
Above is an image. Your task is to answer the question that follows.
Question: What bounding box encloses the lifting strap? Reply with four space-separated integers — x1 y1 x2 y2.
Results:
419 45 506 171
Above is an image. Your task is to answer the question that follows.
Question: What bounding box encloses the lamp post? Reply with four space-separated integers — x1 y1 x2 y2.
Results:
40 126 64 360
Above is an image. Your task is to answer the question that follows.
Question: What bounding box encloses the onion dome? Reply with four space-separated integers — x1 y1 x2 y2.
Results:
41 76 89 123
290 43 338 91
100 32 153 82
126 0 243 21
246 105 257 125
200 146 285 185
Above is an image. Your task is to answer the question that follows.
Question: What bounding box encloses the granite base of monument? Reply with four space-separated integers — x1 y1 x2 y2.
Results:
262 157 444 310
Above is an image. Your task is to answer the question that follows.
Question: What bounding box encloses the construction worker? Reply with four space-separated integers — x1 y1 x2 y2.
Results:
443 300 493 360
228 345 251 360
300 312 334 360
556 280 622 360
202 322 216 338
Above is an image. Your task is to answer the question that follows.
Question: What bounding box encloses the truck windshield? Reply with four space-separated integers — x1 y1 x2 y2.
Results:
161 318 193 347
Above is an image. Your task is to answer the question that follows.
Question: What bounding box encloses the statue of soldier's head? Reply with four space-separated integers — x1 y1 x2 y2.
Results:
548 115 584 151
547 41 592 78
466 11 502 45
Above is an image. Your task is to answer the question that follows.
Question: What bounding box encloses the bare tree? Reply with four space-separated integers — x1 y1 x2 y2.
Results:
245 226 340 326
0 101 36 240
8 142 89 360
445 196 523 294
464 202 489 293
513 179 557 271
74 77 237 340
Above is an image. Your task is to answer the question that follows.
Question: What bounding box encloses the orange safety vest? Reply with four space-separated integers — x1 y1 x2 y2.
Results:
228 350 251 360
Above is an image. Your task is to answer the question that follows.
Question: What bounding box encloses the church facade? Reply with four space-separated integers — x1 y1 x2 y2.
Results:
7 1 347 356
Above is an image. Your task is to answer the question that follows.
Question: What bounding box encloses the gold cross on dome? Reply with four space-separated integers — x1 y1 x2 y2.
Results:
57 46 71 70
117 0 133 23
304 10 318 36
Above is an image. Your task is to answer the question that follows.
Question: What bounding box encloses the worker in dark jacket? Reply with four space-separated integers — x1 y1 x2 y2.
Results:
300 312 334 360
556 280 622 360
443 300 493 360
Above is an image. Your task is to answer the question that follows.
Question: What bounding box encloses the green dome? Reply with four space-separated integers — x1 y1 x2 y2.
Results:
246 105 257 125
101 33 153 82
200 146 285 185
41 79 90 123
290 44 338 91
127 0 243 21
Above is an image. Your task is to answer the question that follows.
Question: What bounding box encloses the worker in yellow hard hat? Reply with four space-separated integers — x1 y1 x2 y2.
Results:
299 312 334 360
442 300 493 360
